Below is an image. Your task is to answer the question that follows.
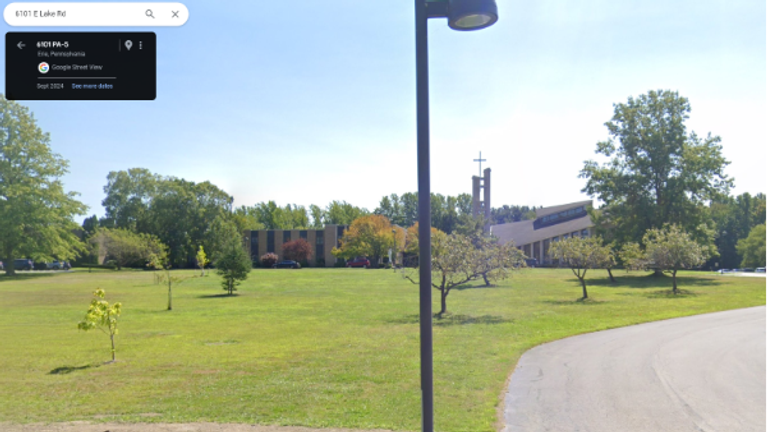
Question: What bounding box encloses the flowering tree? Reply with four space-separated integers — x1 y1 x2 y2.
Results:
77 289 122 363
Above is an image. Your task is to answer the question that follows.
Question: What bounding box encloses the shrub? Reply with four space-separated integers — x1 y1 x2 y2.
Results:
261 252 278 268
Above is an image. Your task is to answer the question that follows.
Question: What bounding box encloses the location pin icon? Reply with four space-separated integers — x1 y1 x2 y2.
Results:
125 40 133 51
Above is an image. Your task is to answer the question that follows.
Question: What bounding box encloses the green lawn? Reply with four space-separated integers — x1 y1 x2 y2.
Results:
0 268 764 431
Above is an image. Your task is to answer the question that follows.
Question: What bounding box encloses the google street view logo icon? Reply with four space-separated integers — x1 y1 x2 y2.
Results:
38 62 50 74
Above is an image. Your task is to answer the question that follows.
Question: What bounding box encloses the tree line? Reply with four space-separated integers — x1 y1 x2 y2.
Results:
0 90 764 276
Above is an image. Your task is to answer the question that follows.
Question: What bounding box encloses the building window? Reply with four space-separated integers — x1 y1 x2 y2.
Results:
300 230 307 240
581 229 589 237
553 236 559 242
283 231 291 244
337 226 345 246
572 231 579 237
250 231 259 260
316 231 324 264
267 231 275 253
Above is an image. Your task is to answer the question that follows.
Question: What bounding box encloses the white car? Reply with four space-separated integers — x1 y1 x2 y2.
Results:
756 267 766 273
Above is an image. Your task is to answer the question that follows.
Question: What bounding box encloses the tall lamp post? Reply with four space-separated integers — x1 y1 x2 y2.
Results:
414 1 498 431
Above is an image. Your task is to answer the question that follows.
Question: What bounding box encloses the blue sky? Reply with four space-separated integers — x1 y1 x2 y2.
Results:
1 0 765 222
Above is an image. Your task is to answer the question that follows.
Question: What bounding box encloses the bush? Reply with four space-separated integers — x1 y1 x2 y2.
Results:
316 257 326 267
261 252 278 268
334 258 347 268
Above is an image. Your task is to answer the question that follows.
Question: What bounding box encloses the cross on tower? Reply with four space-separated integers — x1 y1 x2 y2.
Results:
473 151 486 177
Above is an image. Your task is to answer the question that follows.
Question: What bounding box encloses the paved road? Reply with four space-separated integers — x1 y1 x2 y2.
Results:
503 307 766 432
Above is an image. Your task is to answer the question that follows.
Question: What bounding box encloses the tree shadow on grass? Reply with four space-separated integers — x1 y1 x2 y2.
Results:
644 289 699 299
453 282 498 291
386 313 511 326
543 297 607 306
0 273 57 283
49 364 100 375
197 293 240 299
588 273 721 289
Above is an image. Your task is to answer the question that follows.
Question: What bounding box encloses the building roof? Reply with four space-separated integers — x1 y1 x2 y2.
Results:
491 200 595 246
535 200 593 218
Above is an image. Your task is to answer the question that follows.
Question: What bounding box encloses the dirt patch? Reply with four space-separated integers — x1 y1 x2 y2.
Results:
0 422 399 432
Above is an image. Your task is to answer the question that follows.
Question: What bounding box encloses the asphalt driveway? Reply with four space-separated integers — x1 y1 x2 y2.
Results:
503 306 766 432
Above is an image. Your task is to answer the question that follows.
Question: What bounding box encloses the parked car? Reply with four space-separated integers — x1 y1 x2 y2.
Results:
525 258 538 268
346 257 371 268
273 260 301 269
14 259 34 271
49 260 70 270
756 267 766 273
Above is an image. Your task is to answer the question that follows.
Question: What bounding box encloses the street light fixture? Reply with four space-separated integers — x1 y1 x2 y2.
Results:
414 1 497 431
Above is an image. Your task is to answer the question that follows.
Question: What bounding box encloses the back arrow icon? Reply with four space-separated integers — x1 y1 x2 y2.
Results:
17 42 25 49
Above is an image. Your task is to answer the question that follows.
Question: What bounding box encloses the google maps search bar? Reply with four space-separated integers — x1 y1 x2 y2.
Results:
4 2 188 26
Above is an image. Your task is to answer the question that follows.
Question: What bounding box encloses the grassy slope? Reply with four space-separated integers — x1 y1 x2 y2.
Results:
0 268 763 432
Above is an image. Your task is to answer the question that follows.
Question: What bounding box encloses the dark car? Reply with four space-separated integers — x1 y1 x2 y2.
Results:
525 258 538 268
346 257 371 268
50 260 71 270
14 259 34 271
273 260 301 269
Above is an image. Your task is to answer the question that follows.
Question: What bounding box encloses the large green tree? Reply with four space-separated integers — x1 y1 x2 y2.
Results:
0 96 87 274
736 224 766 268
709 192 766 269
250 201 311 230
147 178 232 267
101 170 234 267
581 90 732 248
101 168 161 231
323 200 369 226
374 192 473 233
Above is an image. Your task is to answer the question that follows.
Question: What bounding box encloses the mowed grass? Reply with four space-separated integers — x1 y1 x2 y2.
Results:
0 268 764 431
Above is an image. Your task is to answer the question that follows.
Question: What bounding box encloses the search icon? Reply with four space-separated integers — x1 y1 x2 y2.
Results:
145 9 154 18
